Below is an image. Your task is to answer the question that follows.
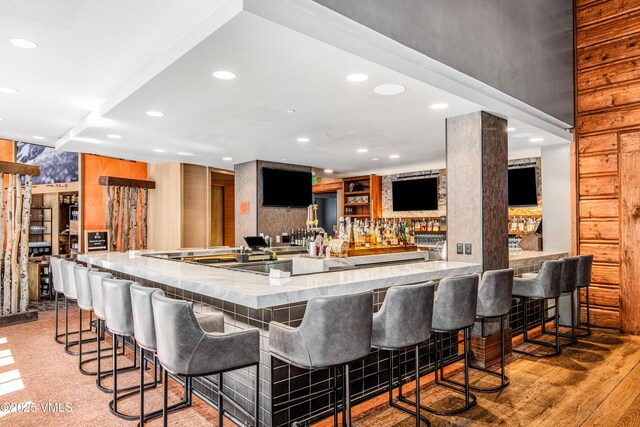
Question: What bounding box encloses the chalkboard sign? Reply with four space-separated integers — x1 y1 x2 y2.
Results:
85 230 110 252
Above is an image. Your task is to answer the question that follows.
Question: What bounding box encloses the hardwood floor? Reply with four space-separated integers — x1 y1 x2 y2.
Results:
314 329 640 426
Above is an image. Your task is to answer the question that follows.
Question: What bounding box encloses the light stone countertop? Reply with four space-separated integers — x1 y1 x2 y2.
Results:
78 250 567 309
79 251 481 309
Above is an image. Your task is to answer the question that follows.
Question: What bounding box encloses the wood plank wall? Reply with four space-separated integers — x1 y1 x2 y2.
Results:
576 0 640 333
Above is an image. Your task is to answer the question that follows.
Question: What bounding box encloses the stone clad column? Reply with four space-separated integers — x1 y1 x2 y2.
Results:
446 111 509 270
446 111 510 366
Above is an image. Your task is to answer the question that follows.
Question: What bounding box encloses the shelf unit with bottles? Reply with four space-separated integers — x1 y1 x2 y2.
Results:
29 207 53 257
343 175 382 220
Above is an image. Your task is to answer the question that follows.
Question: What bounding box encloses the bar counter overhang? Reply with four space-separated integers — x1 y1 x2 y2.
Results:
79 250 565 427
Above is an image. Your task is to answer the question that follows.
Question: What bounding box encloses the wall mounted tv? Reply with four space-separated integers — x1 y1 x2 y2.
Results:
508 166 538 207
392 177 439 211
262 168 312 208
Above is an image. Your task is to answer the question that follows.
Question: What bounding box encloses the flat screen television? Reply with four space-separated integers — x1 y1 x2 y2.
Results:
392 177 439 211
508 166 538 207
262 168 312 208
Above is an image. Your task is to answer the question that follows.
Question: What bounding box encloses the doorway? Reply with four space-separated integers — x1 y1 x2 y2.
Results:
210 170 234 247
313 193 337 236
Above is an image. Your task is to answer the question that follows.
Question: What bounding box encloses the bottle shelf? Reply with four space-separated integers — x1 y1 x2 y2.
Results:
344 202 370 207
344 190 370 196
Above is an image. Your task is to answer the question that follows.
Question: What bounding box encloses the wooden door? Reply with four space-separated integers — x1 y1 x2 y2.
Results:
211 185 224 246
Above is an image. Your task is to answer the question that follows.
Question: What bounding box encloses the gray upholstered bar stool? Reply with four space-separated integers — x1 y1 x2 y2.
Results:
152 292 260 427
512 260 564 357
130 284 223 425
103 277 152 420
402 274 479 415
89 270 132 393
270 291 373 427
542 257 580 346
440 269 514 393
74 264 103 375
371 282 435 427
49 257 66 344
576 254 594 337
61 259 94 355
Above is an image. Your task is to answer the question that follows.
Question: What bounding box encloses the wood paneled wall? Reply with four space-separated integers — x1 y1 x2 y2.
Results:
576 0 640 333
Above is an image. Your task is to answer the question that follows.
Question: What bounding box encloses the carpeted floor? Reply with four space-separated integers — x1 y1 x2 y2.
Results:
0 309 235 426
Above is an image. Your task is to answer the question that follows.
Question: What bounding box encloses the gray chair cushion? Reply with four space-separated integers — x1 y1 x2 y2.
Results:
130 283 162 351
513 260 564 299
270 290 373 369
88 271 113 320
74 265 93 311
560 257 580 293
152 292 259 376
432 274 479 332
61 260 78 300
476 269 514 318
50 257 64 294
102 278 135 337
577 254 593 289
371 282 434 350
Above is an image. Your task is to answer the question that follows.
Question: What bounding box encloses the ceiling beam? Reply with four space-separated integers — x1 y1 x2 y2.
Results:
0 161 41 176
99 176 156 189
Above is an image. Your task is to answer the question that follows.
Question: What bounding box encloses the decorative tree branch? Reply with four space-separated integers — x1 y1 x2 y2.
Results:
19 176 32 312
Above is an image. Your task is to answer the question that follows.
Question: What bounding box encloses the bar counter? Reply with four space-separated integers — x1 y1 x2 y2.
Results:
79 249 565 427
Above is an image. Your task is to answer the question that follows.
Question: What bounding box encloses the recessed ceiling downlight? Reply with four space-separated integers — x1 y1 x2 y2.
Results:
346 73 368 82
222 157 233 161
296 137 310 143
0 117 4 121
374 84 406 95
512 132 533 138
177 151 195 156
324 169 334 174
33 136 45 140
371 158 379 161
10 38 38 49
529 137 544 142
356 148 368 153
106 134 121 139
0 87 18 94
212 70 237 80
389 154 400 159
430 103 448 110
153 149 166 153
285 109 296 114
146 110 165 117
507 127 516 132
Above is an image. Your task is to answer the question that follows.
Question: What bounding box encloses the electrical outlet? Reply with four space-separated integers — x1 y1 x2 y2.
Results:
457 243 463 254
465 243 472 255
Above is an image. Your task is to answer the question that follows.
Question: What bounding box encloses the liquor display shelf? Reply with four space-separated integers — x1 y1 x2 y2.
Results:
342 175 382 220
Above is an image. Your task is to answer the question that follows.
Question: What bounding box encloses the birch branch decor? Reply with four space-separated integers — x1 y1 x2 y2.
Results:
0 161 40 317
98 176 155 252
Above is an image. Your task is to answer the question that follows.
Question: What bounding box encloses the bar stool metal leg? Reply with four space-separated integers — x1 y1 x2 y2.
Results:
54 291 64 344
513 297 561 357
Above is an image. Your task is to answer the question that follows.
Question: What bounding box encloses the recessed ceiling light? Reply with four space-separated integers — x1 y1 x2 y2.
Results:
346 73 368 82
356 148 368 153
0 117 4 121
10 38 38 49
507 127 516 132
281 158 287 161
389 154 400 159
512 132 533 138
296 137 310 143
0 87 18 94
177 151 194 156
374 84 406 95
33 136 45 140
285 109 296 113
222 157 232 161
146 110 165 117
106 134 121 139
430 103 448 110
324 169 334 174
212 70 237 80
529 137 544 142
371 158 379 161
153 149 166 153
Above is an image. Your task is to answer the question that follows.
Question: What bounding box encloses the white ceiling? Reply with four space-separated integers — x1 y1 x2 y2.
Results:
0 1 570 177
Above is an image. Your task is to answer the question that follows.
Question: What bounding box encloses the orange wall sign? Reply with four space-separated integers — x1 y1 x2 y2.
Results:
239 201 250 215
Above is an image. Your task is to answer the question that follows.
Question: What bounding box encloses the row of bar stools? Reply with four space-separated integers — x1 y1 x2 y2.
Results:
269 291 374 427
542 256 580 346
